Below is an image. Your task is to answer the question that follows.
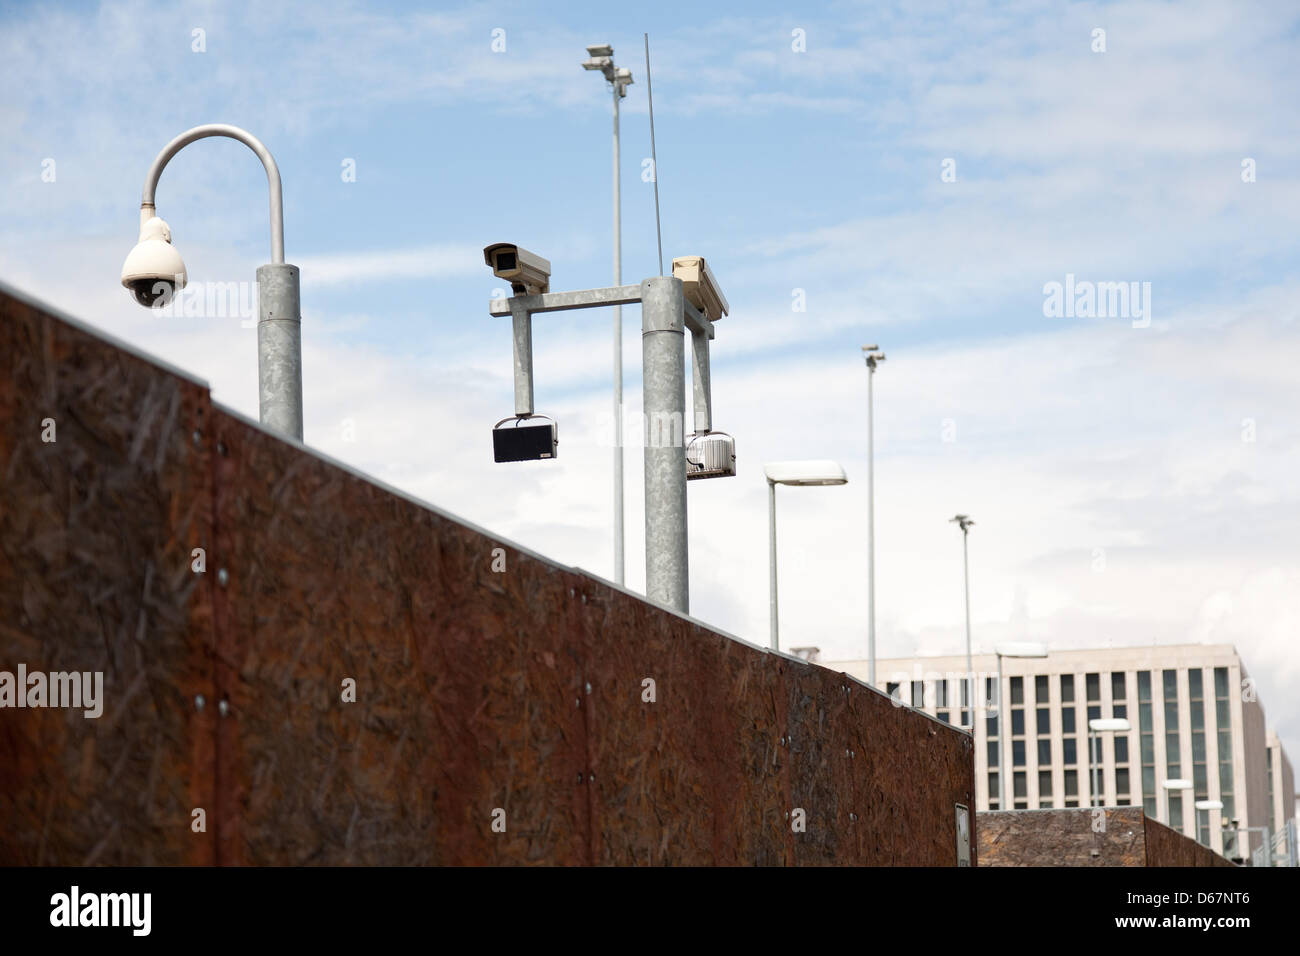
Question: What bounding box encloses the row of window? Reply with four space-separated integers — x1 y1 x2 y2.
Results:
957 667 1235 818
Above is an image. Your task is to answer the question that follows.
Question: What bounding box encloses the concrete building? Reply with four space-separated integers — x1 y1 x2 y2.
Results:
1267 730 1295 834
834 644 1295 859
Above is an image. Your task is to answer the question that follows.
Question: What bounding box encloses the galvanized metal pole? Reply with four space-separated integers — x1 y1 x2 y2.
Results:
640 276 688 612
255 263 304 440
998 652 1007 809
867 366 876 686
962 526 973 728
141 124 301 440
1091 730 1099 807
769 480 779 651
612 79 625 586
141 124 284 264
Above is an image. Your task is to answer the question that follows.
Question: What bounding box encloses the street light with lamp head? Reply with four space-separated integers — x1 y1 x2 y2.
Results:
950 513 975 725
994 641 1048 810
861 345 884 686
1162 778 1192 833
765 460 848 652
1087 717 1131 807
1194 799 1223 847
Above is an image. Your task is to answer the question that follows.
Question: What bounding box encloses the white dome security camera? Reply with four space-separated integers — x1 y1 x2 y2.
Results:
121 216 187 307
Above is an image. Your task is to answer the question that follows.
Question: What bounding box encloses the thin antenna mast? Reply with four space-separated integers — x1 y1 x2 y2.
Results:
644 33 664 276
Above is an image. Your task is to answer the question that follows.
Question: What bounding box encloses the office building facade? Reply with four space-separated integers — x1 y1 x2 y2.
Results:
835 644 1294 858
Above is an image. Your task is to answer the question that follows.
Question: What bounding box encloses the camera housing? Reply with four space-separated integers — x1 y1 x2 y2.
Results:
672 255 728 322
484 243 551 296
121 216 188 308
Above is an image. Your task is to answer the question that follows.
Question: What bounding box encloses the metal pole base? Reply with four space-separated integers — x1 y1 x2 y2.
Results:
256 263 304 441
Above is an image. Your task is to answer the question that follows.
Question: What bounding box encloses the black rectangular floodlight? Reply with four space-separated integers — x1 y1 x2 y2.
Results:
493 416 558 462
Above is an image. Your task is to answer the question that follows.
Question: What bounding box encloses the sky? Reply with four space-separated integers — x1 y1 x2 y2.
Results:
2 0 1299 761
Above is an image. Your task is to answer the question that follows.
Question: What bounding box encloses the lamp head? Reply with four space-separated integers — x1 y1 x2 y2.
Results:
121 216 187 308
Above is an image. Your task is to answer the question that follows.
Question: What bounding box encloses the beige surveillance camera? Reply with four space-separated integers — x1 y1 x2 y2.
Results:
121 216 188 307
672 255 728 321
484 243 551 295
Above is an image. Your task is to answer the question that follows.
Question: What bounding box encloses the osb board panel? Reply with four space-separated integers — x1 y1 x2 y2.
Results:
785 660 856 866
839 683 976 866
0 292 215 865
209 410 589 865
579 598 790 865
579 592 973 866
1 288 977 867
1143 817 1236 867
977 808 1146 867
209 401 975 865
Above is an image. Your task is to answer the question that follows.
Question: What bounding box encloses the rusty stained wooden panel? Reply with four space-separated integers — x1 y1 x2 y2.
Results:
207 402 976 865
1 286 978 867
0 291 216 865
209 409 589 865
578 594 786 866
837 682 976 866
576 587 974 866
978 808 1235 867
977 808 1147 866
1143 816 1236 867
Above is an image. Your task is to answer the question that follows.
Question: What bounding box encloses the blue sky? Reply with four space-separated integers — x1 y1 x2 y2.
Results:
4 0 1300 759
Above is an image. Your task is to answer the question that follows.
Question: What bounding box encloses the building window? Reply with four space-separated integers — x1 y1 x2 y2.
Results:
988 772 999 808
1010 677 1024 705
986 714 998 737
1115 737 1129 763
1063 737 1077 764
1115 768 1130 803
1012 710 1025 735
1138 670 1156 817
985 676 997 709
1061 708 1076 734
1164 669 1182 829
936 710 950 724
1111 672 1126 703
1064 769 1078 797
1035 675 1049 702
911 680 924 709
1061 674 1075 703
987 741 998 766
1013 771 1026 798
1086 672 1100 703
1013 739 1025 767
1038 739 1051 764
1189 668 1209 843
935 679 948 708
1037 708 1051 734
1215 666 1234 827
1039 770 1053 799
1163 669 1180 777
886 682 900 702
